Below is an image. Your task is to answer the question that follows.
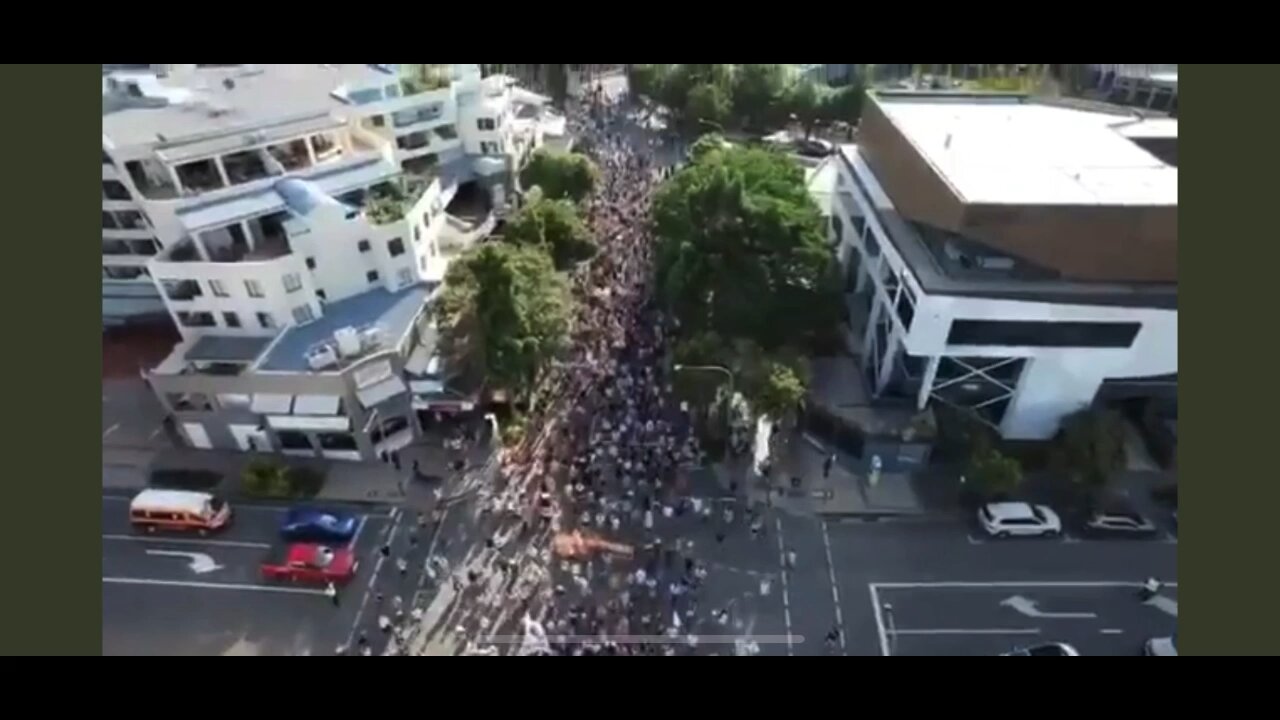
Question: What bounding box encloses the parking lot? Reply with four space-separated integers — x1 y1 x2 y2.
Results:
870 581 1178 656
102 493 399 656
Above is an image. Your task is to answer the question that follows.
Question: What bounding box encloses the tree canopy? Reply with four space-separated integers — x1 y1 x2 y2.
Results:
519 148 599 203
732 64 789 130
1053 407 1127 499
433 243 572 399
503 194 597 270
653 142 840 350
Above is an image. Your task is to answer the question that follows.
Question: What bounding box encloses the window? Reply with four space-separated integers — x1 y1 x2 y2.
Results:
161 279 203 301
420 255 428 271
480 141 502 155
396 131 431 151
129 239 160 256
316 289 327 301
292 304 316 324
435 124 458 141
257 312 276 329
413 226 422 244
102 239 130 255
317 432 358 451
177 311 216 328
102 211 119 230
388 238 405 257
946 320 1142 349
222 311 242 328
831 215 843 244
347 87 383 105
282 272 303 293
115 210 148 230
864 231 881 258
103 151 114 166
894 281 916 331
477 117 496 131
358 239 371 253
392 104 444 128
398 268 414 286
305 257 317 270
370 115 386 128
209 279 230 298
103 265 147 280
366 270 380 284
245 279 265 298
277 430 313 451
102 180 131 201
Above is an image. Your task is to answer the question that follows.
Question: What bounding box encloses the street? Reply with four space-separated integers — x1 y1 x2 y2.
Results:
101 493 410 656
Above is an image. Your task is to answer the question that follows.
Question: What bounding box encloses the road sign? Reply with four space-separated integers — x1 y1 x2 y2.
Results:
1000 595 1097 619
146 549 223 575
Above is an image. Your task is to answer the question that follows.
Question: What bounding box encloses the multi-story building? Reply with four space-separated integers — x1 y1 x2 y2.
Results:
813 91 1177 440
104 64 558 459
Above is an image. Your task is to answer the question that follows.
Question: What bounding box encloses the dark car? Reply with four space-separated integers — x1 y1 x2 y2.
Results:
793 138 835 158
1001 643 1080 657
280 508 359 544
1082 506 1158 538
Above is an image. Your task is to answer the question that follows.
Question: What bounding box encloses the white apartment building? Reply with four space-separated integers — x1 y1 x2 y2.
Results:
103 64 560 459
811 92 1177 441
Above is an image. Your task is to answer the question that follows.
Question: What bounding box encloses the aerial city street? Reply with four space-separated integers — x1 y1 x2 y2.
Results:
102 64 1179 656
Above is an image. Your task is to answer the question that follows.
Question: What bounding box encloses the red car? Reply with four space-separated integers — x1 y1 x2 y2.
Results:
260 543 359 585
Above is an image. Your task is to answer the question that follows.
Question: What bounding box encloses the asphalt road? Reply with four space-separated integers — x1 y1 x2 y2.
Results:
101 493 399 656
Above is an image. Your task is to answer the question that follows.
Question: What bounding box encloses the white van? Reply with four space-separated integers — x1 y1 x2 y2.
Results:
129 489 231 535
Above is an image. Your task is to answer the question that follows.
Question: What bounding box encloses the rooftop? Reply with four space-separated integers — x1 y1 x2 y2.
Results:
257 283 437 373
102 64 395 149
877 94 1177 207
186 335 274 363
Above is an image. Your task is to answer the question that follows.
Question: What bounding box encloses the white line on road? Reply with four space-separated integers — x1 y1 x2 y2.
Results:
1100 628 1125 635
103 423 120 439
350 515 369 550
103 534 270 549
346 509 402 648
874 581 1179 589
103 577 325 595
870 584 890 657
819 521 846 655
966 534 985 545
774 516 794 656
147 424 163 441
892 628 1042 636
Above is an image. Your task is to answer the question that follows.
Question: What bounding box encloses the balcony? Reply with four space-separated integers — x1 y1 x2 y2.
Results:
364 176 432 226
161 213 292 264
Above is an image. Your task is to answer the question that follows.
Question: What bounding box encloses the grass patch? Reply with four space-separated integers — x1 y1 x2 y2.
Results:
241 461 326 499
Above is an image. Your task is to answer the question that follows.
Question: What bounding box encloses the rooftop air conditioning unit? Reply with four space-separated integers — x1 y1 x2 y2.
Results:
306 344 339 371
359 325 384 351
334 326 362 357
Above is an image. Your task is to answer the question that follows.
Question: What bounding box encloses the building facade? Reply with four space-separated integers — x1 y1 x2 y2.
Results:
104 64 558 459
813 92 1177 440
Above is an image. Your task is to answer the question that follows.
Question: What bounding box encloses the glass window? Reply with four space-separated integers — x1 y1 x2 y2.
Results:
209 280 230 298
282 272 303 293
305 257 317 270
347 87 383 105
102 211 119 230
129 239 160 256
388 238 405 257
831 215 843 244
277 430 313 450
257 312 276 329
116 210 148 230
358 239 371 253
367 270 380 283
946 320 1141 349
102 180 131 201
177 311 216 328
317 433 358 451
102 239 130 255
245 279 265 298
398 268 414 286
292 304 315 324
103 265 147 280
222 311 241 328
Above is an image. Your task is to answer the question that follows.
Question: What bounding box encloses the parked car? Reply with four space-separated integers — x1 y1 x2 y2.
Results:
1143 634 1178 656
1001 642 1080 657
978 501 1062 538
794 138 835 158
260 543 358 585
280 508 359 544
1082 505 1158 538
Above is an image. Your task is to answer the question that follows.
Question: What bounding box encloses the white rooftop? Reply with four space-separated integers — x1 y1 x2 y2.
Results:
879 98 1178 207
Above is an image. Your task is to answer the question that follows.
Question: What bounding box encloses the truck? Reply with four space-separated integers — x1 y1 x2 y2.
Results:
260 543 359 586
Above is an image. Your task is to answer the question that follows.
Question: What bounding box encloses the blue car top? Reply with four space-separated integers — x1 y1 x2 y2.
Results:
280 507 359 543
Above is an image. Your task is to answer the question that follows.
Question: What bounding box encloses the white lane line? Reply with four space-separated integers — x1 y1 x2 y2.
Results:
1061 534 1081 544
819 521 846 655
349 514 369 550
147 424 163 441
870 584 890 657
966 534 985 545
103 423 120 439
773 516 794 656
346 509 402 648
1100 628 1125 635
103 534 270 549
893 628 1041 636
875 581 1179 589
103 577 325 595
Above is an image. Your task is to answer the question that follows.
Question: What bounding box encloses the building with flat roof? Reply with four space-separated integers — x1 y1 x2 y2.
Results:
811 91 1177 440
111 64 556 460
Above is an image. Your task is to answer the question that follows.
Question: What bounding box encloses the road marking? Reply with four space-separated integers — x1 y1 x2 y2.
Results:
875 581 1179 589
893 628 1042 636
103 577 326 595
773 516 794 656
350 515 369 549
1001 595 1097 619
1061 534 1081 544
1163 533 1178 544
145 549 223 574
819 521 846 655
103 423 120 439
870 584 890 656
346 508 402 648
103 534 271 549
147 424 163 441
966 534 986 545
1147 595 1178 617
1100 628 1124 635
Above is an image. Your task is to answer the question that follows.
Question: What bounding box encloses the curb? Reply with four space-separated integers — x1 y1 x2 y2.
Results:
817 510 955 523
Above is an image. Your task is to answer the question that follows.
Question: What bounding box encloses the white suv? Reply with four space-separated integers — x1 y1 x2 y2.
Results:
978 502 1062 538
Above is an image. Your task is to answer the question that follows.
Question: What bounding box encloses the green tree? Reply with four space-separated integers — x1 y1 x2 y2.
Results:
753 361 807 422
685 82 731 131
1054 407 1127 501
433 243 571 400
732 64 789 130
629 64 671 102
519 148 599 203
967 449 1024 500
785 80 823 138
503 195 597 270
821 83 865 126
653 143 840 350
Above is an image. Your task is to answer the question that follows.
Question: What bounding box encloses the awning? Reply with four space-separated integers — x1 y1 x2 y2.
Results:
250 393 294 414
356 376 408 408
267 415 351 432
292 394 342 416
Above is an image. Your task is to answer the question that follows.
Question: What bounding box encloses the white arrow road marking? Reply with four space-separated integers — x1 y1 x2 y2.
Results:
1147 595 1178 617
146 549 223 574
1000 595 1098 619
